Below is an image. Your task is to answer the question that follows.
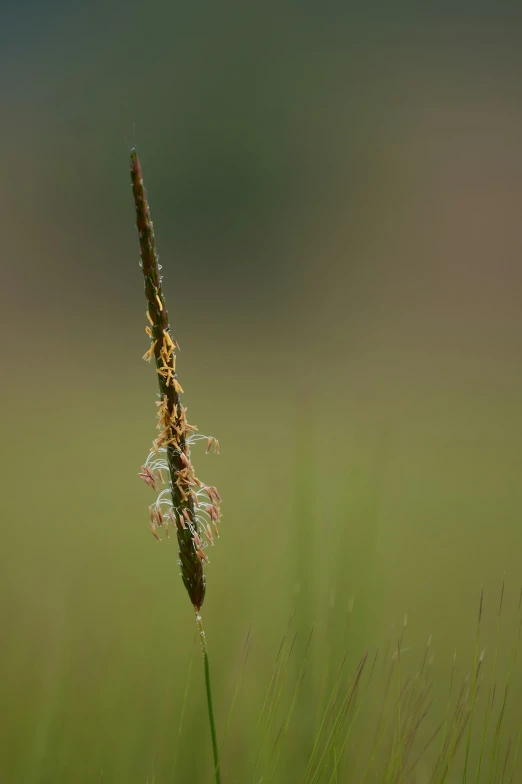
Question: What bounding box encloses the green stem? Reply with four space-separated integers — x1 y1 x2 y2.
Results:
196 612 221 783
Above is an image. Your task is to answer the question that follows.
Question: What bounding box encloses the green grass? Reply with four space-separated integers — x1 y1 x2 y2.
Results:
156 587 517 783
2 369 521 782
230 591 521 783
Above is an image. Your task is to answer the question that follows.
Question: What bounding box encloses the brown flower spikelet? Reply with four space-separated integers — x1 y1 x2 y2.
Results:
131 149 219 611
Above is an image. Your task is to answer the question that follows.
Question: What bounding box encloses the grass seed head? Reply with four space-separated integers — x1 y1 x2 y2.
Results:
130 148 222 611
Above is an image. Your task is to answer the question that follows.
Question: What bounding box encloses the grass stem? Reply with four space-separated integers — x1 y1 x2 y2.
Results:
196 612 221 784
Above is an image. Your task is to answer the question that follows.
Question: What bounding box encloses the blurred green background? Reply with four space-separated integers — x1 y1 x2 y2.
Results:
1 1 522 781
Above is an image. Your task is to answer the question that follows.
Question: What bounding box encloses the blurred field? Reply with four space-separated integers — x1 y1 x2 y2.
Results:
1 2 522 782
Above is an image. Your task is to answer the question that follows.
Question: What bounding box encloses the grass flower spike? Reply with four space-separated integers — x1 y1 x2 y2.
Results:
130 148 222 782
130 148 222 612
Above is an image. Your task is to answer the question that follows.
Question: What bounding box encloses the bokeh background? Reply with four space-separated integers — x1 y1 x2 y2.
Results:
1 2 522 781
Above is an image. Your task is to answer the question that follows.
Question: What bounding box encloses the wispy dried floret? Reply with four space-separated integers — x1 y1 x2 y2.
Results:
138 465 158 491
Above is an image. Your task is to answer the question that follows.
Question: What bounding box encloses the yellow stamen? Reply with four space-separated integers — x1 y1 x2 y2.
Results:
143 341 157 362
